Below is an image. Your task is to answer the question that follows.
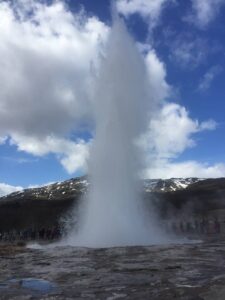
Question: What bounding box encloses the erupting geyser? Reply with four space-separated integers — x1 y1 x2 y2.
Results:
67 17 168 247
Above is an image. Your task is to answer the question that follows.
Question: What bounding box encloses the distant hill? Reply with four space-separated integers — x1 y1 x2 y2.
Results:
0 177 225 231
0 177 201 202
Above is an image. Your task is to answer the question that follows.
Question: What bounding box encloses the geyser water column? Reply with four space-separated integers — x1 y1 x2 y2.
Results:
68 18 166 247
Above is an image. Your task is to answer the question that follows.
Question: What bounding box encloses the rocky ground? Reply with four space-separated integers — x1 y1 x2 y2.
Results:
0 238 225 299
1 177 225 299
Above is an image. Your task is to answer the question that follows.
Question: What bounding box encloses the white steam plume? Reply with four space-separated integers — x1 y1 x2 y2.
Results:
66 18 169 247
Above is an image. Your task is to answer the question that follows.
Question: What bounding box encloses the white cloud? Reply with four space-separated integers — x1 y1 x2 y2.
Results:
116 0 170 26
198 66 222 91
0 0 108 173
169 36 208 68
0 183 23 197
60 140 90 174
0 0 222 180
190 0 225 28
140 102 221 178
0 0 172 175
0 136 7 144
145 160 225 179
141 103 216 160
199 120 217 131
10 134 91 174
0 0 109 138
145 49 171 102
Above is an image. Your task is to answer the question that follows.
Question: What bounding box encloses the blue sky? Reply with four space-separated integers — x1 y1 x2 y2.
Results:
0 0 225 194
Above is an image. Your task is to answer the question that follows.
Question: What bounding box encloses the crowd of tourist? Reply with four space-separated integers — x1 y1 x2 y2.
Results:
0 226 62 242
0 218 223 242
168 218 222 235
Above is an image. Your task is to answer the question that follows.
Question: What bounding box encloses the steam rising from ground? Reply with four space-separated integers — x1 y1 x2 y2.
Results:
66 19 169 247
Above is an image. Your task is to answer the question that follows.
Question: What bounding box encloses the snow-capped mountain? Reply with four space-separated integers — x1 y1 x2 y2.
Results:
0 177 89 201
0 177 224 233
0 177 202 201
144 178 202 193
0 183 23 198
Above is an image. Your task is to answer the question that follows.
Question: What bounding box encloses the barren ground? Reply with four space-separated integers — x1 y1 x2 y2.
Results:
0 239 225 299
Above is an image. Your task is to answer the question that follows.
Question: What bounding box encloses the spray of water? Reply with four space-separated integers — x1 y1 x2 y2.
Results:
66 17 169 247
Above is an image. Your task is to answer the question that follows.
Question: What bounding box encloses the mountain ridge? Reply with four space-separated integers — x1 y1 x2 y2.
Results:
0 177 225 232
0 177 204 201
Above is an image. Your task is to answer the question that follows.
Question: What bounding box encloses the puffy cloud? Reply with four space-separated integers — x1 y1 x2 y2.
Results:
145 160 225 179
0 0 108 138
141 103 216 160
145 49 171 102
199 120 217 131
0 183 23 197
10 134 90 174
0 0 107 173
116 0 170 26
141 102 220 178
198 66 222 91
0 0 222 180
0 0 172 175
191 0 225 28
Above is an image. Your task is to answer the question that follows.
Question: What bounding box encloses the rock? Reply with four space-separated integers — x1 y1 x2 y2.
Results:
1 240 225 299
